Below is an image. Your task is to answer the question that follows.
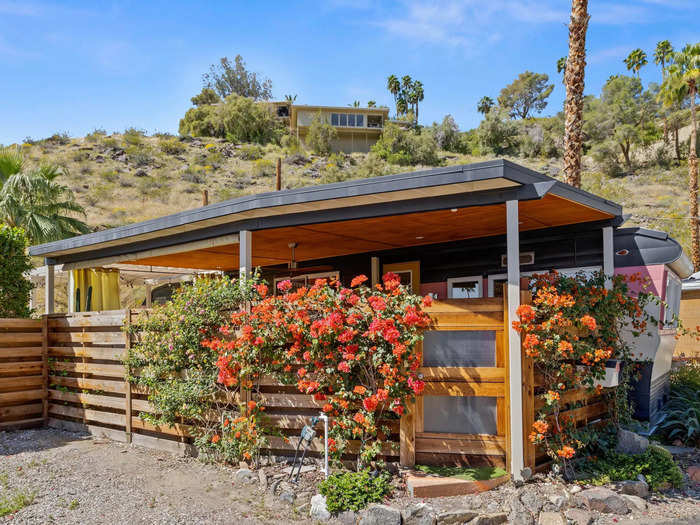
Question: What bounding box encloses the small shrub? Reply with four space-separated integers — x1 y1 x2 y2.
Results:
238 144 264 160
158 137 186 155
306 113 338 155
578 446 683 491
319 470 391 513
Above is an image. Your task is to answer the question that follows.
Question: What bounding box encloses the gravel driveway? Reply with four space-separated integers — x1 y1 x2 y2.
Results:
0 428 305 524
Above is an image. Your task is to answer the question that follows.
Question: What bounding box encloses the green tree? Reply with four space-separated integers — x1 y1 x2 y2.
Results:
306 113 338 155
202 55 273 100
0 147 89 244
0 224 33 318
660 43 700 269
190 87 221 107
624 48 648 78
498 71 554 119
477 96 495 115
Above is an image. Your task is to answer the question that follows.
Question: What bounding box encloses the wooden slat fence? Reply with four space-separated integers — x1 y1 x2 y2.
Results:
0 318 47 430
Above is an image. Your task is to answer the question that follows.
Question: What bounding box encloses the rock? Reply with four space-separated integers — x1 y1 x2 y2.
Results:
615 479 649 498
258 470 267 491
508 494 534 525
437 509 479 524
688 465 700 483
234 468 257 484
621 494 647 512
402 503 437 525
337 510 358 525
616 429 649 455
547 494 568 509
574 487 629 514
468 513 508 525
538 512 566 525
359 504 401 525
309 494 331 522
564 508 593 525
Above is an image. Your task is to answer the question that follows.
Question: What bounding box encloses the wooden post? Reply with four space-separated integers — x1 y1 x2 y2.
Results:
41 315 49 425
400 399 415 467
202 189 209 206
124 309 132 443
276 158 282 191
45 265 55 314
506 199 525 481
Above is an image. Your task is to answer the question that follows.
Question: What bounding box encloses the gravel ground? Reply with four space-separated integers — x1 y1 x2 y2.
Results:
1 428 699 524
0 428 306 524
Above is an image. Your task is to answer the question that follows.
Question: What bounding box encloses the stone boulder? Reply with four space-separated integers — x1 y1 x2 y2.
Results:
574 487 629 514
309 494 331 522
616 429 649 455
359 504 401 525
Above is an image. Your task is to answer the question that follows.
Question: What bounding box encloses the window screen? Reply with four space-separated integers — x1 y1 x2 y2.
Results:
422 330 496 367
423 396 498 435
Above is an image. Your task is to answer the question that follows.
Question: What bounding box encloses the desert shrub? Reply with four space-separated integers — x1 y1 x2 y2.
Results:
179 95 282 144
238 144 264 160
656 361 700 446
0 225 33 318
158 137 186 155
319 470 391 513
86 128 106 143
578 446 683 491
123 127 146 146
125 276 259 462
371 123 439 166
306 113 337 155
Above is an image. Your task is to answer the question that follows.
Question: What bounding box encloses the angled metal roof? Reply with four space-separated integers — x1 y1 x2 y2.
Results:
29 159 622 264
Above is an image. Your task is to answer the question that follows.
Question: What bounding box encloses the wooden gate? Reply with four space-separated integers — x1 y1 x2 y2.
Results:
401 297 510 468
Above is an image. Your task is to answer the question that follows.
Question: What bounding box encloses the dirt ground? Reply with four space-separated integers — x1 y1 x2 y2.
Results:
0 428 306 524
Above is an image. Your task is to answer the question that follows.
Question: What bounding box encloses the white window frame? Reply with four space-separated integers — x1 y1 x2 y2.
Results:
487 266 602 297
447 276 483 299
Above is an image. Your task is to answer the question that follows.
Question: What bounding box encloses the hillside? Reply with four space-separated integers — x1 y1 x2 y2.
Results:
20 130 691 254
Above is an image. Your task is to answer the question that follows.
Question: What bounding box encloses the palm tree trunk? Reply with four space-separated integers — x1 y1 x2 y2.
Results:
689 82 699 270
563 0 590 189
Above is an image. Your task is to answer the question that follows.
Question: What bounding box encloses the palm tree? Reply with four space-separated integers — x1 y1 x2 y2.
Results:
654 40 674 142
624 48 648 78
387 75 400 114
563 0 590 189
0 147 90 244
477 96 495 115
660 43 700 269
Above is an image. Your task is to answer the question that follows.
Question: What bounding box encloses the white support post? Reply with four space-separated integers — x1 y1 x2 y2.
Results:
239 230 252 286
68 270 75 313
603 226 614 289
506 200 524 481
45 265 55 315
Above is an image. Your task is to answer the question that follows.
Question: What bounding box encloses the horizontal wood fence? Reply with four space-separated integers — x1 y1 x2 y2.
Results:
0 318 47 430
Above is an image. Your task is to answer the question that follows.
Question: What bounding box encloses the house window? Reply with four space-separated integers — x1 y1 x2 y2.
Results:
356 114 364 127
331 113 339 126
367 115 382 128
447 276 482 298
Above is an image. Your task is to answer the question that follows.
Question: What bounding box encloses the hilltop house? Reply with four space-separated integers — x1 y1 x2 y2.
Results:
270 102 389 154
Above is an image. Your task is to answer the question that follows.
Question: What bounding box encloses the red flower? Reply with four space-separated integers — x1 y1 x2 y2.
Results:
351 275 368 287
277 280 292 292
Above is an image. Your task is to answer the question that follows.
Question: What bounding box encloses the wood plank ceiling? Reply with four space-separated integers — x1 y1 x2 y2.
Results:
122 194 613 271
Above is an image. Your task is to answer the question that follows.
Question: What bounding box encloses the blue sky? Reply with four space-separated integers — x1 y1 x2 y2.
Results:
1 0 698 145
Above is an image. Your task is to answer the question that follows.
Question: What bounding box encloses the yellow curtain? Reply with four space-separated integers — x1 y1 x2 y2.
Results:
71 268 120 311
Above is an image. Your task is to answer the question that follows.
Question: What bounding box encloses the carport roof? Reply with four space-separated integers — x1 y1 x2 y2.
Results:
29 159 622 267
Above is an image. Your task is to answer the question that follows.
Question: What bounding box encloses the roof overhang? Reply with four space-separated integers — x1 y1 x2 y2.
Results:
30 160 622 268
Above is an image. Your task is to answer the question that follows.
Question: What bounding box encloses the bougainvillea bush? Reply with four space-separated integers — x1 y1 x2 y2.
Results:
125 275 265 463
513 270 660 475
205 272 432 467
